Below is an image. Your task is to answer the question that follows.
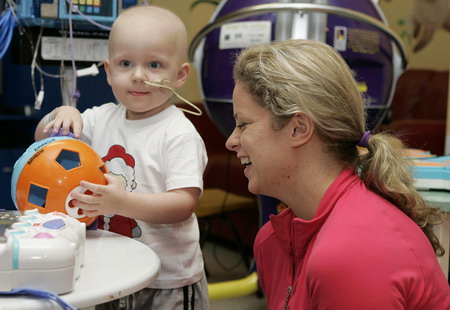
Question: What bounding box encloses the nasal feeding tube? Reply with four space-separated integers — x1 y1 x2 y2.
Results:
144 79 202 116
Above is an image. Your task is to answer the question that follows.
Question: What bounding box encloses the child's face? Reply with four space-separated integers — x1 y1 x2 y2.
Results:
104 17 189 120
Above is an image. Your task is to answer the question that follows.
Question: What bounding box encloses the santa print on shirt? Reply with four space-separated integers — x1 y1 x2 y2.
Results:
97 144 142 238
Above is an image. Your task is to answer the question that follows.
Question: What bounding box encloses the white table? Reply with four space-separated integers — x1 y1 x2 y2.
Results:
0 230 160 309
418 190 450 279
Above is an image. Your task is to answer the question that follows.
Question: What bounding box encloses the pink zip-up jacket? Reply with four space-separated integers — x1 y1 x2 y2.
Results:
254 169 450 309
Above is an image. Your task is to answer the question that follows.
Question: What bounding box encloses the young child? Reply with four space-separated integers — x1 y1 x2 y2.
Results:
35 5 209 309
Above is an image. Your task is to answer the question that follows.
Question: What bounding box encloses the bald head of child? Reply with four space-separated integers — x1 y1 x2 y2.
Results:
108 6 188 66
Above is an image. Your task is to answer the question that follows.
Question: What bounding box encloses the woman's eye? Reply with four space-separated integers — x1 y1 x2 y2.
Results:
237 122 248 129
149 62 161 69
120 60 132 67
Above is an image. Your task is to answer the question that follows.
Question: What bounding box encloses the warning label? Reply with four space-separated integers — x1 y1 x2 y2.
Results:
219 21 272 50
347 28 380 55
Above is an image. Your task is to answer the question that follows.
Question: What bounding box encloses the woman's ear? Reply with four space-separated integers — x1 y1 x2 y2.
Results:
174 62 190 89
290 112 315 147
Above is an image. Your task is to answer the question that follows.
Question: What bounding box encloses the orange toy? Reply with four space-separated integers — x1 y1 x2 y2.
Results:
11 137 108 226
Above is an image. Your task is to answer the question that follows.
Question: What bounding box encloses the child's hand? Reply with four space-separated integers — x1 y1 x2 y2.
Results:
70 174 127 217
43 106 83 138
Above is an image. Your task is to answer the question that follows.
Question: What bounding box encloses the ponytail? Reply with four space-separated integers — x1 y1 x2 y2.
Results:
358 132 446 256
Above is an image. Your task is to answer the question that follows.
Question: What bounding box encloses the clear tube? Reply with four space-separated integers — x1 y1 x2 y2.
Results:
144 79 203 116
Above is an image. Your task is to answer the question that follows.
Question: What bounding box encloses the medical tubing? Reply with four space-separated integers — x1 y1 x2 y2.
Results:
0 288 77 310
0 8 14 59
144 80 203 116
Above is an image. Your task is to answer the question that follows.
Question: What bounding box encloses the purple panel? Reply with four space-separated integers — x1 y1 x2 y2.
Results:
200 0 396 135
201 0 278 137
258 195 279 226
201 0 276 100
325 0 394 129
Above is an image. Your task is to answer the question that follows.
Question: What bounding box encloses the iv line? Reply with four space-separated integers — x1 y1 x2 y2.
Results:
143 80 203 116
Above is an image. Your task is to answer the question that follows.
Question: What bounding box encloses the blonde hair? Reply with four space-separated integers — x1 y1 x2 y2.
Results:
233 39 445 256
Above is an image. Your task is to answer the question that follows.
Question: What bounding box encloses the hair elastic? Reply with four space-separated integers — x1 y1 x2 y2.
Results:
357 130 372 148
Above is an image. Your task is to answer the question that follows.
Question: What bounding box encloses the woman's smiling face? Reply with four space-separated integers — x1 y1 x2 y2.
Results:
226 82 292 196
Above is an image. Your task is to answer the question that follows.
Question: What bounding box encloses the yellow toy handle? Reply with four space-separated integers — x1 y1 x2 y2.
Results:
208 271 259 300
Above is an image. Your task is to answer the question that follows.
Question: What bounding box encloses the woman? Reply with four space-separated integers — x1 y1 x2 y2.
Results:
226 39 450 309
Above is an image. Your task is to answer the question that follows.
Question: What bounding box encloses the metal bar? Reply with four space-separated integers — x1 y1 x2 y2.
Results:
188 3 408 69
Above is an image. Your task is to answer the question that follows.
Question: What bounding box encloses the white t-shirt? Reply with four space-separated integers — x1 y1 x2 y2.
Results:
81 102 208 288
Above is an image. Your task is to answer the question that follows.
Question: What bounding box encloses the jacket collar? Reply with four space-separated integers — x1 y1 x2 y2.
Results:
269 168 360 257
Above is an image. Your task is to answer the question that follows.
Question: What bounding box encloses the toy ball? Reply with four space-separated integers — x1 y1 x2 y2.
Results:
11 136 108 226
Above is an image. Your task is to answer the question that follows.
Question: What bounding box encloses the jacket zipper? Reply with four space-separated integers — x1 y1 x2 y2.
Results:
283 285 292 310
284 220 297 310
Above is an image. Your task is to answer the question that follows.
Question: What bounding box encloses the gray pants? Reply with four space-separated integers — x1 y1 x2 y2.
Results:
95 273 210 310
